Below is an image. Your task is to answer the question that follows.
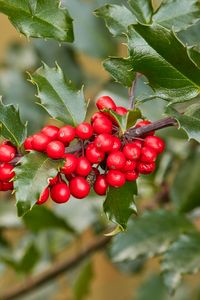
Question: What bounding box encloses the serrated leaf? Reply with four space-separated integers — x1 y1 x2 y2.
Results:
103 57 135 87
128 0 153 24
127 23 200 101
0 0 74 42
110 210 193 262
170 149 200 212
153 0 200 32
94 4 136 37
103 181 137 230
0 99 27 147
161 233 200 293
14 151 63 217
23 205 75 233
30 63 87 126
166 105 200 143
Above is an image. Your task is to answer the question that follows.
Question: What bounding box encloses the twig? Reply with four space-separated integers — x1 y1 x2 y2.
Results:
0 235 111 300
129 73 140 110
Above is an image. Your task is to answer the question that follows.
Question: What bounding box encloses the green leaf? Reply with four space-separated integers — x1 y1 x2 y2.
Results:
0 98 27 147
94 4 136 37
110 210 193 262
23 205 75 233
170 150 200 212
103 181 138 230
127 23 200 101
0 0 74 42
73 261 94 300
30 63 87 126
14 151 63 217
128 0 153 24
103 57 135 87
161 233 200 293
166 105 200 143
153 0 200 32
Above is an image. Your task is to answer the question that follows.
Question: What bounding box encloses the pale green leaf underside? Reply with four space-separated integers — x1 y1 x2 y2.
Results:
30 63 87 126
0 0 74 42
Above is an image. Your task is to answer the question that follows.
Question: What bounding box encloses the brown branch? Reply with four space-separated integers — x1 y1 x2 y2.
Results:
0 235 111 300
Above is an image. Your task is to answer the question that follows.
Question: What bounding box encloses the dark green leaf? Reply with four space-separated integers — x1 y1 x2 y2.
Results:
178 20 200 46
188 46 200 68
30 63 87 126
170 149 200 212
103 57 135 87
23 205 75 233
14 151 63 217
166 105 200 143
128 0 153 24
161 233 200 293
111 210 193 262
73 261 94 300
0 0 74 42
127 23 200 101
103 181 137 230
0 99 27 147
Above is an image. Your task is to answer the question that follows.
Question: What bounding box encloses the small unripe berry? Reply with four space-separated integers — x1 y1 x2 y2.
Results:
86 143 105 164
50 182 70 203
76 122 93 140
123 143 141 160
46 140 65 159
69 177 90 199
61 154 77 175
36 187 49 205
125 170 138 181
57 125 76 144
137 162 155 174
32 133 50 152
144 136 165 154
24 136 33 151
76 157 92 176
94 175 108 195
122 160 137 172
92 117 112 134
94 133 114 152
96 96 116 111
115 106 128 115
0 144 16 162
140 146 157 163
41 125 59 140
107 151 126 170
106 170 126 188
0 163 15 181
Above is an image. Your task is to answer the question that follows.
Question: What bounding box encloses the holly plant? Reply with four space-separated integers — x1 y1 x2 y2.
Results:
0 0 200 299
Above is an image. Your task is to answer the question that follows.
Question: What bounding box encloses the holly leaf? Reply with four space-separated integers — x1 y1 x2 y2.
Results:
166 105 200 143
0 99 27 147
128 0 153 24
103 181 138 230
14 151 64 217
170 150 200 212
30 63 87 126
0 0 74 42
110 210 193 262
161 233 200 293
23 205 75 233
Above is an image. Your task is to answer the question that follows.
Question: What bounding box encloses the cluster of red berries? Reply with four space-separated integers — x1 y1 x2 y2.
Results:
21 96 165 205
0 142 16 191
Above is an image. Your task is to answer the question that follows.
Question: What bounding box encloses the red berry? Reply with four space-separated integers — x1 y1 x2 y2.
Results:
109 136 121 152
57 125 76 144
0 163 15 181
122 160 137 172
36 187 49 205
123 143 141 160
76 122 93 140
32 133 50 152
0 181 14 191
76 157 92 176
125 170 138 181
24 136 33 151
69 177 90 199
48 174 59 186
135 120 155 136
94 133 114 152
132 140 143 148
50 182 70 203
107 151 126 170
140 146 157 163
144 136 165 154
46 140 65 159
61 154 77 175
115 106 128 115
96 96 116 111
91 112 105 123
86 143 105 164
92 117 112 134
0 144 16 163
41 125 59 140
137 162 155 174
106 170 126 188
94 175 108 195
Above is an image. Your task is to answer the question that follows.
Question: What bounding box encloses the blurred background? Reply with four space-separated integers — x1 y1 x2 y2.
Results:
0 1 200 299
